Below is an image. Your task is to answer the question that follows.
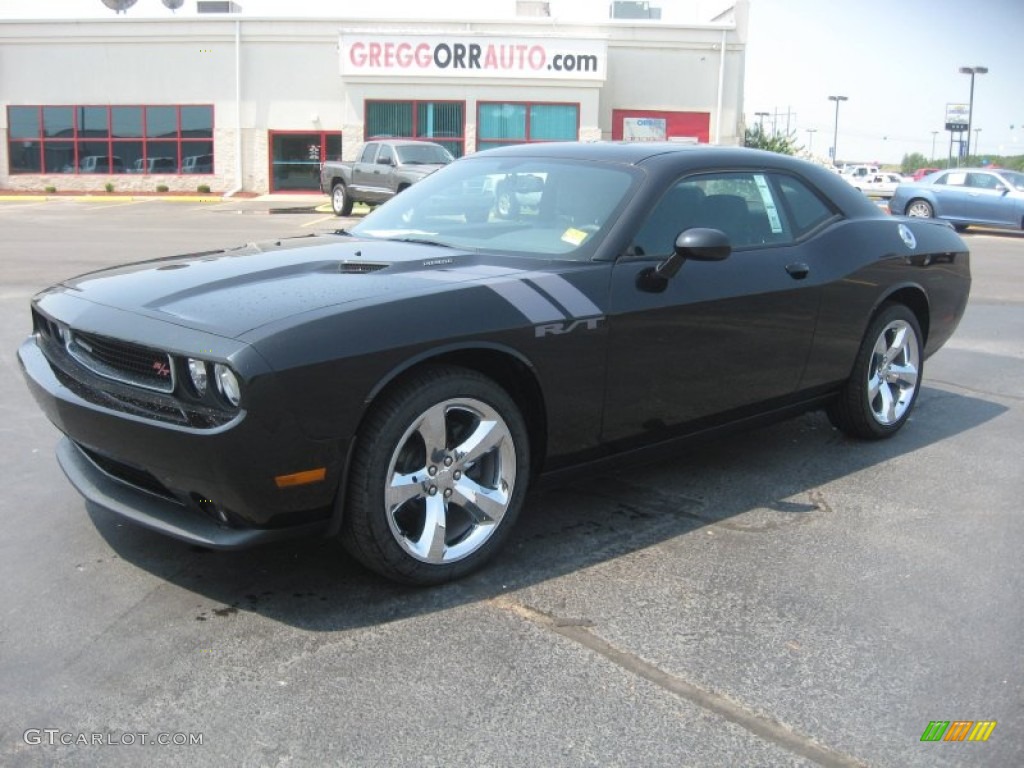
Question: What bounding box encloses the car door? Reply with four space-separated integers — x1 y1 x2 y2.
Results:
928 170 972 220
602 171 825 444
351 143 380 197
962 172 1018 226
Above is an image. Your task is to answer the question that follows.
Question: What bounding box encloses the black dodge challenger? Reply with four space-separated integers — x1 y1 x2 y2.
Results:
19 143 971 584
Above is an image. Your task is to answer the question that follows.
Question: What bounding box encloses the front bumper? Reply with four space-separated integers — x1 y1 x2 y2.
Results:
19 334 348 547
56 438 328 548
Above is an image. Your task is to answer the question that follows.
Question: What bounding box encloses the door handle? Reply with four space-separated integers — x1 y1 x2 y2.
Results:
785 263 810 280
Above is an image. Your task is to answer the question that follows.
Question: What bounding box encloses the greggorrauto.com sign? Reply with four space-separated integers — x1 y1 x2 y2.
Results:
340 34 607 81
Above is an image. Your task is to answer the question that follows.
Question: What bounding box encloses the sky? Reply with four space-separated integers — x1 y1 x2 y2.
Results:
3 0 1022 165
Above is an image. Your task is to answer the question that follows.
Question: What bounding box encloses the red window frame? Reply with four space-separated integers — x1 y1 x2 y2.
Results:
5 104 215 174
363 100 466 157
476 101 581 148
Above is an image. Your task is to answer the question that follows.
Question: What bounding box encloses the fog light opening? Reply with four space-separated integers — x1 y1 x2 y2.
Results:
192 493 230 526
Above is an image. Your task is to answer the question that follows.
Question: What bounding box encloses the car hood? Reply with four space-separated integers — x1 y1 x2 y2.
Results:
50 235 544 338
400 163 447 175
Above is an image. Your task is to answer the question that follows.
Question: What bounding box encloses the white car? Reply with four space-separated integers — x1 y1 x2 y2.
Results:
851 172 904 198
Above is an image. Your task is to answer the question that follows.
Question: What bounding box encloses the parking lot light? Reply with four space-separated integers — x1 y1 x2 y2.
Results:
828 95 848 164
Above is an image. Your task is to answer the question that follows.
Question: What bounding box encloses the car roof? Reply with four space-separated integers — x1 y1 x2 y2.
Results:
468 141 885 219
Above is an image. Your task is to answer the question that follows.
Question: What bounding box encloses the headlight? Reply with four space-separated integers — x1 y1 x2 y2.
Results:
187 358 208 396
213 363 241 407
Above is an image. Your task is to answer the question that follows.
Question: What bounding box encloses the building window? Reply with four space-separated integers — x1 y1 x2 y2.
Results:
6 105 214 174
269 131 342 193
477 102 579 151
365 101 465 157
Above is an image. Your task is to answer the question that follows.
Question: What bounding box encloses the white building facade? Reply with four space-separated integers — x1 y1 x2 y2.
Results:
0 7 748 194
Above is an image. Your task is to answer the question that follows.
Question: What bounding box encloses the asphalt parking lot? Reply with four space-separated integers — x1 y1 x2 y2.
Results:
0 197 1021 767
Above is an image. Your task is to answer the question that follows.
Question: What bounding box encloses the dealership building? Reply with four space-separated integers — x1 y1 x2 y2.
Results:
0 2 748 195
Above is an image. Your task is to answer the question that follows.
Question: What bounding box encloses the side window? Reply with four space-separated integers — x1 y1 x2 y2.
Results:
631 173 789 255
377 144 393 165
966 172 998 190
774 175 837 238
359 144 378 163
936 171 967 187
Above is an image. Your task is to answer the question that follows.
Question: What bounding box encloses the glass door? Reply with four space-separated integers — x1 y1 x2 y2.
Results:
269 131 341 192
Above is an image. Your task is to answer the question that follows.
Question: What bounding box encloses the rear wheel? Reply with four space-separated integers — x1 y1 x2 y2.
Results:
827 304 923 439
495 187 519 219
331 182 354 216
905 199 933 218
340 366 529 584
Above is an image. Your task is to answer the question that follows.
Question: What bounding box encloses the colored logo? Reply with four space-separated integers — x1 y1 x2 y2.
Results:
920 720 997 742
898 223 917 250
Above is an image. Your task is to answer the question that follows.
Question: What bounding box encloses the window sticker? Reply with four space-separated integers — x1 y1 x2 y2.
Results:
561 227 588 246
946 172 967 186
754 174 784 233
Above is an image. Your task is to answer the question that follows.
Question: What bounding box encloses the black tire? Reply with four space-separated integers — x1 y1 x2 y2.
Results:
340 365 530 585
905 198 933 219
953 224 969 233
331 182 354 216
827 304 924 440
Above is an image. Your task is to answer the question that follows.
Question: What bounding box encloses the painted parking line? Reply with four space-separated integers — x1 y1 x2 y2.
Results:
300 215 338 228
80 199 150 211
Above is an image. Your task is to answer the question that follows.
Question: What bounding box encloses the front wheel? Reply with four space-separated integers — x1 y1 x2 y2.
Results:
331 182 354 216
827 304 923 439
340 366 530 584
905 199 933 218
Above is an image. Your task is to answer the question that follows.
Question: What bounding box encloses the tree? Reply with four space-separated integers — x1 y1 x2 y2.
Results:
900 152 930 174
743 127 800 156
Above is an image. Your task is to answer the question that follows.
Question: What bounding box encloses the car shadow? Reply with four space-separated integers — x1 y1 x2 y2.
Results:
89 386 1006 630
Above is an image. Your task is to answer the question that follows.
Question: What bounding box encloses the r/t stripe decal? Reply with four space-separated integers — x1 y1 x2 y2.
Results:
486 280 565 323
527 274 602 318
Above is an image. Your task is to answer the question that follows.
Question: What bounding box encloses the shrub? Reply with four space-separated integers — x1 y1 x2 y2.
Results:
197 184 211 194
44 186 56 193
156 184 170 193
104 182 115 193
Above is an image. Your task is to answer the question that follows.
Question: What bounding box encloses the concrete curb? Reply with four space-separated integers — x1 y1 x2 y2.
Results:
0 194 225 203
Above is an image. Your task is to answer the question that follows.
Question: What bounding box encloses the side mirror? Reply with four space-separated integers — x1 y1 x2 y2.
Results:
656 228 731 279
637 228 731 292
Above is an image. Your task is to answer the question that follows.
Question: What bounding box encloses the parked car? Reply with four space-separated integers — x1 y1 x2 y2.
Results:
182 154 213 173
320 139 454 216
888 167 1024 231
911 167 940 182
62 155 126 174
19 142 971 585
490 172 546 218
130 157 177 174
850 172 904 198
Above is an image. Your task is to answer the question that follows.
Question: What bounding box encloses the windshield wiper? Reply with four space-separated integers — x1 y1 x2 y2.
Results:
390 236 457 249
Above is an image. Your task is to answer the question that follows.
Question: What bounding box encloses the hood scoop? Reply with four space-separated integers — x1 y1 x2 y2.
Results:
338 260 389 274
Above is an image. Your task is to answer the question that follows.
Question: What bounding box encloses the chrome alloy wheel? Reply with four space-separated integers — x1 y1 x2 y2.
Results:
906 200 933 218
867 319 920 425
384 397 517 564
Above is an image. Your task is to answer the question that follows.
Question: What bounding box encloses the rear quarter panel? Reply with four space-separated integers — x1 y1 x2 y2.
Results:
799 217 969 389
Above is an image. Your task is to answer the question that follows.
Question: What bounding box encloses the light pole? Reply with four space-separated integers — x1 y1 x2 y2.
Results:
755 111 770 134
805 128 817 155
931 130 939 161
959 65 987 158
828 95 848 164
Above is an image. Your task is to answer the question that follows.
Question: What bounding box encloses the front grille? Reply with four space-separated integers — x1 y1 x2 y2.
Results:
77 443 181 503
68 331 175 394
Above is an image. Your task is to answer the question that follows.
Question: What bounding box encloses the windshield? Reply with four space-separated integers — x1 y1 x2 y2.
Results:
395 144 455 166
350 156 638 260
1000 170 1024 191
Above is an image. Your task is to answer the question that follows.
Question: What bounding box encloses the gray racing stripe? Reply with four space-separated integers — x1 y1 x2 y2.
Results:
486 280 566 323
527 273 602 318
